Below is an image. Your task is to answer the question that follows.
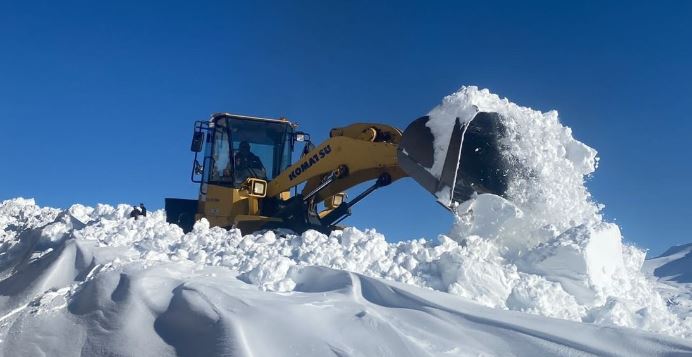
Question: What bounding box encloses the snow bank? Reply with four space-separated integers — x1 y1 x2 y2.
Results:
0 197 689 340
1 200 691 356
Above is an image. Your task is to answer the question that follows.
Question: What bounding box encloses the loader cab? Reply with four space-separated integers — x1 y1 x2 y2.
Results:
191 113 297 189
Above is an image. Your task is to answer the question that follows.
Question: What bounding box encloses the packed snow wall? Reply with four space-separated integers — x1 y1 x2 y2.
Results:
0 87 690 339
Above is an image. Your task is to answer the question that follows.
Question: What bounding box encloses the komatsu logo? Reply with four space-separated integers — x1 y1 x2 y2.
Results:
289 145 332 181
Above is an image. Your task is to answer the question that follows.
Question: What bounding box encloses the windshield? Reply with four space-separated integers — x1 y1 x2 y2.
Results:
207 116 293 187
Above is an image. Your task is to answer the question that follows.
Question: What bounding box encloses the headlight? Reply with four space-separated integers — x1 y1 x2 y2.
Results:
242 177 269 198
332 194 343 206
245 178 267 197
252 180 266 196
326 193 345 208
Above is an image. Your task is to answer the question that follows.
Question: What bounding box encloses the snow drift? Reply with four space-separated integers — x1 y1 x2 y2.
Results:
1 86 691 355
1 200 692 356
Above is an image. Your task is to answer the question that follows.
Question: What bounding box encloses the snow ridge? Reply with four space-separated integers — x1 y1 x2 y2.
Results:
0 197 689 339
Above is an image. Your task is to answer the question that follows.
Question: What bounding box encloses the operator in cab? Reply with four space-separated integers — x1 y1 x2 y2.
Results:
234 141 267 182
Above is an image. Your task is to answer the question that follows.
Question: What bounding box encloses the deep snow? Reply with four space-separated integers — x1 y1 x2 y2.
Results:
0 199 690 356
1 86 691 355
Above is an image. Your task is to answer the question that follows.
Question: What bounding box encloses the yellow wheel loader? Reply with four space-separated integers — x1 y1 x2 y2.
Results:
165 112 513 234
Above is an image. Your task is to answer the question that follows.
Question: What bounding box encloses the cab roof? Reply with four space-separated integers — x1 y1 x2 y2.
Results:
210 112 298 128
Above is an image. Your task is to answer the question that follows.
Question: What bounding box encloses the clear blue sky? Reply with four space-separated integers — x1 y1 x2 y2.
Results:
1 1 690 255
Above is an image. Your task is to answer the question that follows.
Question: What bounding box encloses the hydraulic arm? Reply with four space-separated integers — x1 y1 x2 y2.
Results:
267 123 406 201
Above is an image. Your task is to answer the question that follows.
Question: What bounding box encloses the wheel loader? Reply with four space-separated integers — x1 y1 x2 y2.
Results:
165 112 513 234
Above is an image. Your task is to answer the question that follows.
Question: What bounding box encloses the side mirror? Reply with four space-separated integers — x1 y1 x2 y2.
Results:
294 131 310 142
190 132 204 152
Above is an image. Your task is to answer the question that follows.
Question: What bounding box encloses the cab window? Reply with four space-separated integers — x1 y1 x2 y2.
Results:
208 116 293 187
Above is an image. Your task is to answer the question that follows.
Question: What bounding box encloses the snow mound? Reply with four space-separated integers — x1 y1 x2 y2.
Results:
0 201 691 356
420 87 688 337
0 198 690 342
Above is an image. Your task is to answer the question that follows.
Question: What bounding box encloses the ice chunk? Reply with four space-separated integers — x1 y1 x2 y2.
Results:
518 223 624 304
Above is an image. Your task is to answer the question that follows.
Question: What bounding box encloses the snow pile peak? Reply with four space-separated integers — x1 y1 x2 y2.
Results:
428 86 600 250
421 86 688 336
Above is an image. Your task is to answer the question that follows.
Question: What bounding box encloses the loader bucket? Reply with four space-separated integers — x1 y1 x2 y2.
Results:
397 112 512 209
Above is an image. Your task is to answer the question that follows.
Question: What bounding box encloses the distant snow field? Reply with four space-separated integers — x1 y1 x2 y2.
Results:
1 87 690 356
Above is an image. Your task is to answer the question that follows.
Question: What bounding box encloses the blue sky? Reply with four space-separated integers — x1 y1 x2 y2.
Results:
1 1 690 255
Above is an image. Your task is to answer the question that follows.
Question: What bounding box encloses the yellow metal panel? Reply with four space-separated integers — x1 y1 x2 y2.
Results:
329 123 402 143
267 136 405 197
279 191 291 200
198 185 259 229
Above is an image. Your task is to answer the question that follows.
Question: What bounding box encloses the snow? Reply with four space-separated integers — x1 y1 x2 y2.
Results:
518 223 625 305
426 86 600 245
0 201 690 356
643 243 692 333
0 198 691 356
1 86 691 355
644 243 692 284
